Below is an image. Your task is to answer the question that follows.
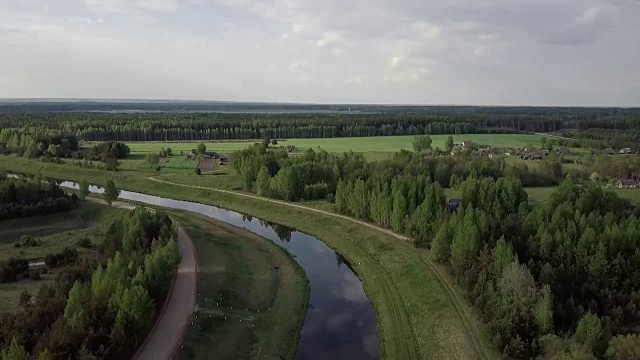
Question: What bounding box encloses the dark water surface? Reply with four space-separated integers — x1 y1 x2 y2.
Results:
56 179 380 360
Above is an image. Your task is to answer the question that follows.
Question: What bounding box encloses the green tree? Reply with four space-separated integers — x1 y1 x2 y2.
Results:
412 135 433 152
605 334 640 360
196 142 206 156
37 349 54 360
450 207 480 272
64 281 90 332
391 190 407 232
445 135 455 153
535 285 554 334
255 166 271 196
103 180 120 206
166 147 172 156
159 147 167 158
79 179 90 200
145 153 160 168
432 219 454 262
576 312 603 353
1 339 28 360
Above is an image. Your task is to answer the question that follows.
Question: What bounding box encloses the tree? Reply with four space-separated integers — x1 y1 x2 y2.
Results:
391 191 407 232
413 135 433 152
159 147 167 158
145 153 160 168
605 334 640 360
271 139 278 145
195 168 201 175
103 180 120 206
535 285 554 334
79 179 90 200
576 312 603 353
1 339 28 360
445 135 455 153
255 166 271 196
18 290 31 308
166 147 172 156
196 143 206 156
37 349 54 360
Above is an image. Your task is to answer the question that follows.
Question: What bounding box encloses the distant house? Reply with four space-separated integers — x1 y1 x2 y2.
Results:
617 179 639 189
453 141 465 147
203 151 218 159
287 145 297 153
522 152 543 161
219 155 229 165
620 148 634 154
448 199 462 213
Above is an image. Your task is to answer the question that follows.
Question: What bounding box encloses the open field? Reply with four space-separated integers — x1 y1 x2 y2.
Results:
160 156 199 175
114 134 548 156
0 201 126 261
172 211 308 360
0 155 498 359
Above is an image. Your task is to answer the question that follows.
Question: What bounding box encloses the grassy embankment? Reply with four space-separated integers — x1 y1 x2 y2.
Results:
0 155 498 359
0 202 126 313
171 211 309 360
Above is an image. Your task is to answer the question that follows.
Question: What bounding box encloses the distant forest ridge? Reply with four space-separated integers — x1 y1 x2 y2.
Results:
0 100 639 115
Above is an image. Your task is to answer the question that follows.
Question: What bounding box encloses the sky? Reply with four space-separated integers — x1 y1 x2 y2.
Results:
1 0 639 106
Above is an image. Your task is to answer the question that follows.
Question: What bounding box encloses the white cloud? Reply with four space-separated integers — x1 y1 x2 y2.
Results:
0 0 639 105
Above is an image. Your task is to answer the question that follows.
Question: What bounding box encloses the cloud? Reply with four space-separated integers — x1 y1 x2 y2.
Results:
83 0 180 14
0 0 639 105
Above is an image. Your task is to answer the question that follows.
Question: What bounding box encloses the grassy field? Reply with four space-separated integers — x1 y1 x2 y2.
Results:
0 201 126 314
0 201 126 261
0 155 498 359
116 134 547 157
172 211 308 360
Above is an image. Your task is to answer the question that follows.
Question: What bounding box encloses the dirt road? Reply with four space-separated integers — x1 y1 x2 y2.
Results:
148 177 492 359
133 227 197 360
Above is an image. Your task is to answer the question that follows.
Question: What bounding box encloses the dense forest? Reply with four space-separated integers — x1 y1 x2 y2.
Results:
0 208 180 360
231 142 640 359
0 175 79 220
0 108 639 145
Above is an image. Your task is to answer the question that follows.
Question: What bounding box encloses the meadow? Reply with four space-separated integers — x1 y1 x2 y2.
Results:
172 211 308 360
119 134 547 157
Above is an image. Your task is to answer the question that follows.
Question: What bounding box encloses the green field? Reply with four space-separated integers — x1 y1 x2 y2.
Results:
117 134 547 156
0 155 498 359
172 211 308 360
0 201 126 261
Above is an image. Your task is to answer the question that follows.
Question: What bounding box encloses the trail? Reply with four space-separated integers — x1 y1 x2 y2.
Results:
148 177 493 360
133 226 197 360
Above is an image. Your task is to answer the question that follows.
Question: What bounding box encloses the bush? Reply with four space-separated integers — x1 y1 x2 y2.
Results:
76 237 92 248
155 165 162 172
195 168 201 175
30 269 41 281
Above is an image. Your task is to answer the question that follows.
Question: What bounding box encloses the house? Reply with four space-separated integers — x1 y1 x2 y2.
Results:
219 155 228 165
453 141 465 147
287 145 297 153
448 199 462 213
620 148 634 154
617 179 639 189
530 154 543 161
203 151 218 159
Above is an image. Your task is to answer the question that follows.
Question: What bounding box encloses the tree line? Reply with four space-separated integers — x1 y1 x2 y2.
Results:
0 175 79 221
2 110 639 142
0 208 180 360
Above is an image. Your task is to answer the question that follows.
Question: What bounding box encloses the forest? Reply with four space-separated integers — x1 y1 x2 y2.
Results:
0 175 79 220
230 141 640 359
0 208 180 360
0 110 639 145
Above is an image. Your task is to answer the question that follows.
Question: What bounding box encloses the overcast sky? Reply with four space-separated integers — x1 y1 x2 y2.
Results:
1 0 638 105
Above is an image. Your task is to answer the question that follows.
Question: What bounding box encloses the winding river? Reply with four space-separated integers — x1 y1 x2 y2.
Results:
55 179 381 359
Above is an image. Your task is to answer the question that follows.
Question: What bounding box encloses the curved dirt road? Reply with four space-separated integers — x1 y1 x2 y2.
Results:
134 227 197 360
148 177 492 360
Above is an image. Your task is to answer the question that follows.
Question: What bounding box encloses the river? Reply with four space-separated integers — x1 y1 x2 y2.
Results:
53 179 381 359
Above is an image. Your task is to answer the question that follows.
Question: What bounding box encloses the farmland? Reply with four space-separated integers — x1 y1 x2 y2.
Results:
119 134 547 157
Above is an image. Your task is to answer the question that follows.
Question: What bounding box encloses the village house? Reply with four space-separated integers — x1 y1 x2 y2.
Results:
287 145 297 153
620 148 634 154
617 179 639 189
203 151 218 159
453 141 466 147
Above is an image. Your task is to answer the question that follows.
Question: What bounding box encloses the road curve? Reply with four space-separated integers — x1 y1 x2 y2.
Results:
147 177 493 360
133 226 197 360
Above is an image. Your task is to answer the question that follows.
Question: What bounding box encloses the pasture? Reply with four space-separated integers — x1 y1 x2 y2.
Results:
120 134 547 156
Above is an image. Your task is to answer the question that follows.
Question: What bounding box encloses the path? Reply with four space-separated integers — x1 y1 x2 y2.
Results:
148 177 493 359
133 226 197 360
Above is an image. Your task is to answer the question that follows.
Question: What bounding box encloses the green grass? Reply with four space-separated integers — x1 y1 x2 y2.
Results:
0 155 498 359
115 134 547 156
0 202 125 261
172 211 308 360
159 156 199 176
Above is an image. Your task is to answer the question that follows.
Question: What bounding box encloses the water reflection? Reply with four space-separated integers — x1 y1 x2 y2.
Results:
39 176 380 360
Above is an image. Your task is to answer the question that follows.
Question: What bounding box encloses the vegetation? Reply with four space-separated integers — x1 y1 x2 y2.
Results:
0 176 78 221
0 208 180 359
172 211 308 360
